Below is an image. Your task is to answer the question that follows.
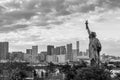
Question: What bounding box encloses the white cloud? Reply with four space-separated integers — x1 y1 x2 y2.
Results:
0 0 120 55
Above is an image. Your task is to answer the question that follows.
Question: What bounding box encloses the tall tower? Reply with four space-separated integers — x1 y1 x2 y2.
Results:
76 41 79 55
0 42 9 60
55 47 60 55
47 45 54 55
67 43 72 61
32 46 38 55
31 45 38 63
60 46 66 55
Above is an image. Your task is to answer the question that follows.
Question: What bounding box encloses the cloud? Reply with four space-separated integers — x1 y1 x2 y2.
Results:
0 0 120 54
0 0 120 31
98 0 120 8
0 24 28 33
101 39 120 56
0 26 42 44
0 5 6 12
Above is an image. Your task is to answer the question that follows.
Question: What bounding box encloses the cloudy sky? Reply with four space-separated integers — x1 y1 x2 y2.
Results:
0 0 120 56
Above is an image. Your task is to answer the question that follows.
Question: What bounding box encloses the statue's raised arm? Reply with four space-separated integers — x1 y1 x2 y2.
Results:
85 20 91 35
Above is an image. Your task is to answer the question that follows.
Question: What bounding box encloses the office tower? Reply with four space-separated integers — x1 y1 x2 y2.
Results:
0 42 9 60
56 47 60 55
32 46 38 55
53 47 56 55
67 43 73 61
47 45 54 55
53 47 57 55
29 45 39 63
60 46 66 54
26 49 32 55
76 41 79 55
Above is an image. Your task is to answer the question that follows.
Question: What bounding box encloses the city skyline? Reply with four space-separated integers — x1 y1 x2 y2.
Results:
0 0 120 56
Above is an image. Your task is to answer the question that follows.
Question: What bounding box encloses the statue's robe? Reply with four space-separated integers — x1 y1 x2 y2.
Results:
89 38 101 66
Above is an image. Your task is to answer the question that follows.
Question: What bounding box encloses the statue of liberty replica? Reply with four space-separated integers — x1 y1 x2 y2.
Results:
85 20 102 66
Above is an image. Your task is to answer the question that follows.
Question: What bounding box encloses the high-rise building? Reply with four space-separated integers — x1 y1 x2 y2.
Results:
0 42 9 60
56 47 60 55
60 46 66 54
32 46 38 55
47 45 54 55
76 41 79 55
26 49 32 55
31 46 38 63
66 43 73 61
53 47 56 55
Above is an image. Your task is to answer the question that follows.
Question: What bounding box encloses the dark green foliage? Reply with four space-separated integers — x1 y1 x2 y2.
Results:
9 68 27 80
0 62 114 80
0 62 33 80
74 67 111 80
60 63 71 73
63 62 112 80
64 66 112 80
47 62 56 73
0 62 28 69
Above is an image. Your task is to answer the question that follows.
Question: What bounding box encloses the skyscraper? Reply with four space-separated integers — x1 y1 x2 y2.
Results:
0 42 9 60
30 46 39 63
56 47 60 55
76 41 79 55
32 46 38 55
67 43 73 61
60 46 66 54
47 45 54 55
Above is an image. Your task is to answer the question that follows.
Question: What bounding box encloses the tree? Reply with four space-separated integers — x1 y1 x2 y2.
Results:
0 62 33 80
47 62 56 73
74 66 112 80
9 68 27 80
